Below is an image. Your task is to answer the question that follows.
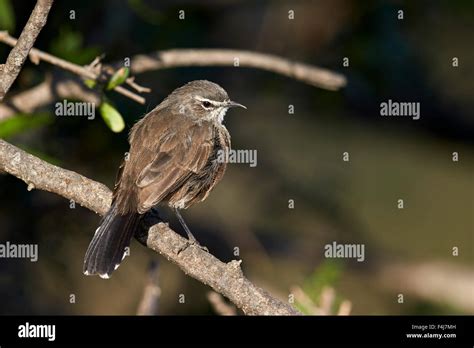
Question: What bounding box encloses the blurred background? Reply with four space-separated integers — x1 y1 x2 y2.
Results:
0 0 472 315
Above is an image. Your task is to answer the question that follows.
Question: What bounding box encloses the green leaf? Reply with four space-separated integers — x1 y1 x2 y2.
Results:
83 79 97 89
106 67 130 90
305 260 343 295
99 102 125 133
0 0 15 32
0 113 52 139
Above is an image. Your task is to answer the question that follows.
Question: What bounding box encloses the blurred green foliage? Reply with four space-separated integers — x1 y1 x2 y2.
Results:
305 260 343 295
295 260 344 314
0 0 15 32
128 0 163 25
50 27 100 65
0 113 52 139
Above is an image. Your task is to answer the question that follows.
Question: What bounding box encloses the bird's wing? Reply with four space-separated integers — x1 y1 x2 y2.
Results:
134 118 214 213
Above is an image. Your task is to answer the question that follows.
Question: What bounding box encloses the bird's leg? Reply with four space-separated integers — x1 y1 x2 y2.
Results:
174 208 197 243
174 208 208 252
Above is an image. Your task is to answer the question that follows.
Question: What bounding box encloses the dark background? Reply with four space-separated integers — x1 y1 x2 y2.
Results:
0 0 472 315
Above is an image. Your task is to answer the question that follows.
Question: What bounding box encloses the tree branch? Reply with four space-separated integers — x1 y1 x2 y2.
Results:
0 37 345 120
0 139 111 214
0 139 300 315
0 32 148 104
0 75 100 120
207 291 237 315
136 260 161 315
0 0 54 101
128 49 346 91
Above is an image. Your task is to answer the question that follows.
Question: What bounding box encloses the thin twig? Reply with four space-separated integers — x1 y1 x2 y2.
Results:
113 85 145 104
319 286 335 315
128 49 346 91
337 300 352 315
0 36 346 119
0 31 147 104
291 285 351 315
380 261 474 313
0 139 301 315
0 0 54 100
291 286 319 313
137 260 161 315
126 76 152 93
207 291 237 316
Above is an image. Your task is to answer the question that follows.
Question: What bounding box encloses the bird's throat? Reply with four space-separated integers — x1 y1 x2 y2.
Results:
207 107 228 124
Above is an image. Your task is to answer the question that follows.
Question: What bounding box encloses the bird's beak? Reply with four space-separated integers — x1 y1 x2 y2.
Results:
227 100 247 109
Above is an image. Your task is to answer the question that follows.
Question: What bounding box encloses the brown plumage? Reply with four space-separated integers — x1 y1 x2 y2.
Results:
83 80 245 278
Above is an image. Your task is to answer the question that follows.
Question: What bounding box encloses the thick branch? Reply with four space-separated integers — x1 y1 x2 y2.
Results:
129 49 346 91
0 139 111 214
0 0 53 100
0 139 300 315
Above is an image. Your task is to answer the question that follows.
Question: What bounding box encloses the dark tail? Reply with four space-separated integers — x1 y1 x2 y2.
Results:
83 203 141 279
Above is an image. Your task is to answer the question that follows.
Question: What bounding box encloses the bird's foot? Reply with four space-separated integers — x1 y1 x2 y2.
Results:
177 237 209 254
189 238 209 253
185 229 209 252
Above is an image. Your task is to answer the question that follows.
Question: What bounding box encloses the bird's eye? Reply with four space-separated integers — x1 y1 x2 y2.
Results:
202 101 211 108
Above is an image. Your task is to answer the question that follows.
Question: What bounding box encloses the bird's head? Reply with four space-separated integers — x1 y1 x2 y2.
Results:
168 80 246 123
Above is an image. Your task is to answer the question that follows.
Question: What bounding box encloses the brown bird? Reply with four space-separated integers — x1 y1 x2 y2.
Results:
83 80 246 278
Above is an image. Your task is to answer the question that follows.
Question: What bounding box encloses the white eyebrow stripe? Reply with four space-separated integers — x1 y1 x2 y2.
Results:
195 96 227 107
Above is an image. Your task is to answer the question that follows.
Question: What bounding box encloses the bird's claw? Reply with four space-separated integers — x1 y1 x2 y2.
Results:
177 238 209 254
